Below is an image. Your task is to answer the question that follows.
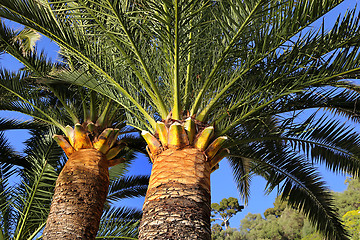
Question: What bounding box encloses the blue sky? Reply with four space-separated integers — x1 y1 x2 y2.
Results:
0 0 358 229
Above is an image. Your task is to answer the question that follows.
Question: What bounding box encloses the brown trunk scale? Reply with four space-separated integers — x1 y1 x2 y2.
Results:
139 147 212 240
43 149 109 240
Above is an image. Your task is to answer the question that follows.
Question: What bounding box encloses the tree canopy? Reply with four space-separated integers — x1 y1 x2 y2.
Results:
212 178 360 240
1 1 360 238
211 197 244 230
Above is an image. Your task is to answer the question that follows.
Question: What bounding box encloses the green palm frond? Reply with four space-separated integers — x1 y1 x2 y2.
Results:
0 135 17 240
49 67 156 130
97 206 140 239
0 69 67 131
0 131 27 168
107 175 148 204
0 117 43 132
1 0 357 132
227 111 360 184
322 84 360 122
11 128 60 240
227 154 252 205
2 1 360 238
262 152 345 240
229 142 347 240
224 111 360 238
283 114 360 176
0 20 54 75
261 86 360 122
0 67 137 136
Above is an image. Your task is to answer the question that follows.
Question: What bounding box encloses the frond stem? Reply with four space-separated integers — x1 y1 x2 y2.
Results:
104 0 168 118
219 92 301 135
190 0 264 117
184 21 193 110
172 0 181 120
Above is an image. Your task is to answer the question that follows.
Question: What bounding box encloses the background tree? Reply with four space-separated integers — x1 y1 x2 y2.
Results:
212 227 243 240
211 224 223 235
211 197 244 230
342 209 360 240
231 179 360 240
239 213 280 240
2 1 360 239
335 178 360 216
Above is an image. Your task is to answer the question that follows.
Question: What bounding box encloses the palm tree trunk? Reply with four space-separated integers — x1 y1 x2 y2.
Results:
43 149 109 240
139 147 212 239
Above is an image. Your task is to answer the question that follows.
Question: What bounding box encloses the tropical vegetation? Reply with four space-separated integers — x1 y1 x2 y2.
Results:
212 178 360 240
1 0 360 239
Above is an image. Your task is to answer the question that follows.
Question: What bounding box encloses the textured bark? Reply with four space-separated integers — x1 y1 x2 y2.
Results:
139 147 211 240
43 149 109 240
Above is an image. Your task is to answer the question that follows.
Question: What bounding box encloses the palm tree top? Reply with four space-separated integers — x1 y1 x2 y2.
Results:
1 0 360 134
1 1 360 239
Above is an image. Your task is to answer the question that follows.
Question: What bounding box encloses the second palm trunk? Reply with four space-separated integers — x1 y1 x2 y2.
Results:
139 147 212 239
43 149 109 239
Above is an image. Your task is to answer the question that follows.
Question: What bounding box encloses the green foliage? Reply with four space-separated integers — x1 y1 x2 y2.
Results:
335 178 360 217
211 197 244 229
238 208 305 240
212 227 243 240
212 223 223 234
301 232 324 240
225 178 360 240
1 1 360 239
277 208 305 240
239 213 280 240
342 209 360 240
264 195 287 218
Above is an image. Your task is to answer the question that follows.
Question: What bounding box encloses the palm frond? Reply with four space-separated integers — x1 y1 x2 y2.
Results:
227 110 360 180
1 1 360 238
283 113 360 177
97 206 141 239
0 137 17 239
230 142 348 240
107 175 148 204
265 153 346 240
227 155 252 205
12 128 61 240
0 117 43 131
0 131 27 168
262 86 360 123
2 0 359 134
0 68 67 131
224 111 360 239
0 20 54 75
189 5 360 134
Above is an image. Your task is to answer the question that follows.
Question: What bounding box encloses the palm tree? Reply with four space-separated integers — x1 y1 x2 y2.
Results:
0 125 148 240
1 1 360 239
0 22 151 239
0 69 148 239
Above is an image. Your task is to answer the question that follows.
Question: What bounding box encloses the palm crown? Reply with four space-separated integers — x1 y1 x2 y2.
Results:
1 0 360 239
